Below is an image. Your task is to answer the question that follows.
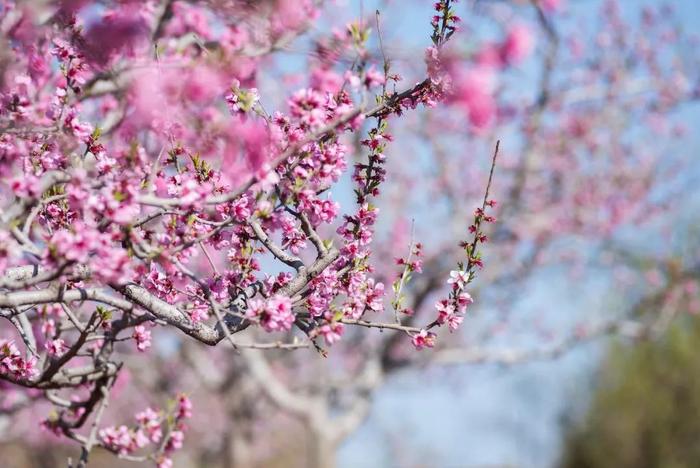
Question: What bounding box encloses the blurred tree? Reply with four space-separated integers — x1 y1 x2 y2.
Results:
562 310 700 468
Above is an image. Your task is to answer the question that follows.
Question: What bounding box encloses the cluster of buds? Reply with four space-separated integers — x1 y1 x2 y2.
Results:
431 0 460 47
461 200 497 271
354 123 392 204
0 339 38 381
51 38 88 94
391 242 424 316
411 140 499 350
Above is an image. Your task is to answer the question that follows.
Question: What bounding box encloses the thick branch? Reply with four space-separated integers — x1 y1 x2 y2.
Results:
250 220 305 271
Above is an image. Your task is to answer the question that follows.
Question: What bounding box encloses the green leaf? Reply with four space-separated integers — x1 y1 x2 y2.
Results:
96 306 112 321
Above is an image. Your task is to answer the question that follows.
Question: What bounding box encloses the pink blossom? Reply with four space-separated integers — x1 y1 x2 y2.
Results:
99 425 136 455
412 330 436 350
225 82 260 115
176 394 193 420
447 270 469 289
365 279 385 312
45 339 66 356
80 7 149 66
10 176 41 198
446 313 464 332
0 339 19 361
0 338 38 380
247 295 295 332
457 292 474 309
318 322 344 345
13 356 38 380
451 66 497 129
265 295 295 331
136 407 163 443
157 457 174 468
501 23 535 65
435 300 454 321
47 223 99 264
41 318 57 338
166 2 213 39
435 300 466 332
364 67 386 88
289 88 327 129
134 429 150 448
145 264 176 302
311 68 344 93
132 326 152 352
272 0 319 34
542 0 564 12
255 163 281 192
166 429 185 451
231 194 253 222
280 214 308 254
425 46 452 93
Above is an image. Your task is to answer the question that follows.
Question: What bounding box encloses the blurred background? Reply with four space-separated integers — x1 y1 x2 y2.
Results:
2 0 700 467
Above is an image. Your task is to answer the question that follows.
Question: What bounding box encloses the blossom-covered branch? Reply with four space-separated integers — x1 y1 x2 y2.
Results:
0 1 487 464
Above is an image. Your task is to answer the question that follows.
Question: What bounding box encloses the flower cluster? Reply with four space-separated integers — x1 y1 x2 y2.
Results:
392 242 424 316
317 322 345 346
99 394 192 464
424 0 538 129
288 87 356 131
45 338 67 357
412 329 436 350
435 291 473 332
0 339 38 381
411 199 497 349
225 80 260 117
341 273 385 319
135 407 163 443
430 0 461 47
306 269 340 318
99 425 141 456
51 38 89 94
246 295 295 333
132 325 152 352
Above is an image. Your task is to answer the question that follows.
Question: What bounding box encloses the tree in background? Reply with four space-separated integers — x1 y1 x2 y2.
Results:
561 267 700 468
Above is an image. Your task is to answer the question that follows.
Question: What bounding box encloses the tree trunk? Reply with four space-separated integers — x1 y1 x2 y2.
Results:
223 427 253 468
309 432 337 468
